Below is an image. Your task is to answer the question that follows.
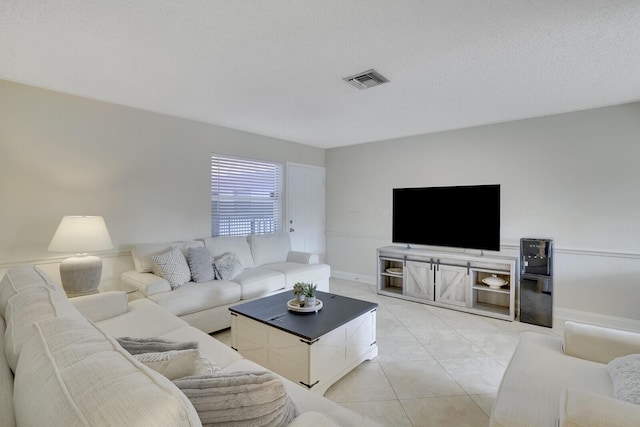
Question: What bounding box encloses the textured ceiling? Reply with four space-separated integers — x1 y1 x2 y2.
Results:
1 1 639 148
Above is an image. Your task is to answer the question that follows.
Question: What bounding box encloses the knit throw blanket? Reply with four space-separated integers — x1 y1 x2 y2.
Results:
116 336 199 355
173 371 299 426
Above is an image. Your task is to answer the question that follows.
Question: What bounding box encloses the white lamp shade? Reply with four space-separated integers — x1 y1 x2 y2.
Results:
48 216 114 253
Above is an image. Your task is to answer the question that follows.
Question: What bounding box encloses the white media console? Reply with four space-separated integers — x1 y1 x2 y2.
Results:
377 245 518 321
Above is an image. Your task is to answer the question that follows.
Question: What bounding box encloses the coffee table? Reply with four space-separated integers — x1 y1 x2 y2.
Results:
229 290 378 395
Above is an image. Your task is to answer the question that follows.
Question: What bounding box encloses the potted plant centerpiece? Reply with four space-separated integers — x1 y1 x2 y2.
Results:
293 282 306 305
304 283 317 307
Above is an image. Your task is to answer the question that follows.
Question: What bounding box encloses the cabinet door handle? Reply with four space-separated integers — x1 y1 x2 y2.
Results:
466 262 470 275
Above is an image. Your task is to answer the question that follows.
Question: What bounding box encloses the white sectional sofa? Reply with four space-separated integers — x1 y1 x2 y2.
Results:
491 322 640 427
121 232 330 333
0 265 379 427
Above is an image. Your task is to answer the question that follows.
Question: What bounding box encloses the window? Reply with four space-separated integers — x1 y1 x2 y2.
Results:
211 154 283 237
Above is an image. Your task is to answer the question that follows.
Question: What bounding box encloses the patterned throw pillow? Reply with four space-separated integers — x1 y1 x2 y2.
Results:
151 246 191 289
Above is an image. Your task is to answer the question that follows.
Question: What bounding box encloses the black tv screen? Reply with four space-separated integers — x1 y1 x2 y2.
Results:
392 185 500 251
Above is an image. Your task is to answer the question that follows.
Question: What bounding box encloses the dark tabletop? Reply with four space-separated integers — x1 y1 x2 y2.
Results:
229 290 378 341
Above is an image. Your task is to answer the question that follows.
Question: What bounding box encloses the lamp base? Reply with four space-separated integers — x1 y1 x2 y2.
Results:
59 255 102 297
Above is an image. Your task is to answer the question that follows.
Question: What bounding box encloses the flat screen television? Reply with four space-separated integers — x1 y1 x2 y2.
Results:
392 184 500 251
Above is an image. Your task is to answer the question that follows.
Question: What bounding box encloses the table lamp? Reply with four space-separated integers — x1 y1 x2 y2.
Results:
48 215 114 297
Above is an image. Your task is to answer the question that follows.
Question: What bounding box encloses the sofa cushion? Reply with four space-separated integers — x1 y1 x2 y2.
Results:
261 262 330 288
204 236 255 268
148 281 242 317
151 246 192 289
172 370 298 426
4 286 87 372
187 246 215 282
132 240 204 273
249 232 291 266
0 265 58 319
159 326 244 370
231 267 286 299
491 331 613 427
13 316 201 427
288 411 342 427
0 316 16 427
607 354 640 405
95 298 191 338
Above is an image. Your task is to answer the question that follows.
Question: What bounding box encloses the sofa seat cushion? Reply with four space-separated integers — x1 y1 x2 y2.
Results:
0 265 58 318
261 262 331 288
491 332 613 427
232 268 285 299
13 316 201 427
148 281 242 317
95 298 190 338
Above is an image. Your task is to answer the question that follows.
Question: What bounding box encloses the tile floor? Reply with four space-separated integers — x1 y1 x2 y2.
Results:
213 277 562 427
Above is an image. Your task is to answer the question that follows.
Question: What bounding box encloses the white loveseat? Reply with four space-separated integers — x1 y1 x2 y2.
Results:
491 322 640 427
0 265 379 427
121 232 330 333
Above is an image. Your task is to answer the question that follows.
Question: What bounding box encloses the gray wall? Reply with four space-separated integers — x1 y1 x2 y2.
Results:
325 103 640 329
2 78 639 329
0 79 324 283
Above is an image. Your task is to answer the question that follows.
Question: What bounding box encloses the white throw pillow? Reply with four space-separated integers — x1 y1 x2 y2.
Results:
151 246 192 289
133 349 209 380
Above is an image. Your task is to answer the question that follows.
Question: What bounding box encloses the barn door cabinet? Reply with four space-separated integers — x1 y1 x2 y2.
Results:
377 245 517 321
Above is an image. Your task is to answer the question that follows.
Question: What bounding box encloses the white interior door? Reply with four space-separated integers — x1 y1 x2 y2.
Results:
286 163 325 260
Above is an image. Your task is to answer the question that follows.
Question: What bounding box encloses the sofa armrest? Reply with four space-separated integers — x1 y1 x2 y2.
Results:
563 322 640 363
559 388 640 427
121 270 171 297
286 251 319 264
70 291 129 322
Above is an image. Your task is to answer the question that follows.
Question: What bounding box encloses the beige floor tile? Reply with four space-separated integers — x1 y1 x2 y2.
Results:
375 334 432 362
339 400 412 427
379 359 466 399
401 395 490 427
324 360 397 403
438 357 505 394
412 328 489 359
469 393 497 417
455 329 519 359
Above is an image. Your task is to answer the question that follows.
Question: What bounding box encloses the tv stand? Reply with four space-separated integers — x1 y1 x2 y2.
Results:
377 246 517 321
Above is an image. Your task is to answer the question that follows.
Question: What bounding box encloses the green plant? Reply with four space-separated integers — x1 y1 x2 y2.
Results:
292 282 306 296
303 283 317 298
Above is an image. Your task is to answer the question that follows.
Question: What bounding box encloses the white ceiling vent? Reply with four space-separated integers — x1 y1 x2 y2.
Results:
343 69 389 89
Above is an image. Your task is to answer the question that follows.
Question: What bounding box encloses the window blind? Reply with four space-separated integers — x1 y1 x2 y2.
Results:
211 154 283 237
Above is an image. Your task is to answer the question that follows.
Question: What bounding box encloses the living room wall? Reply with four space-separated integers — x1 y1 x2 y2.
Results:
0 79 324 282
325 102 640 329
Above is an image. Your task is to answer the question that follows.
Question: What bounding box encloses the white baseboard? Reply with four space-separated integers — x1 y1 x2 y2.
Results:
554 307 640 333
331 271 640 333
331 270 376 286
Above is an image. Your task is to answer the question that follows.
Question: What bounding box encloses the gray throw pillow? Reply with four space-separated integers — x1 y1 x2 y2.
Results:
173 370 299 426
607 353 640 405
187 247 215 282
213 252 243 280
